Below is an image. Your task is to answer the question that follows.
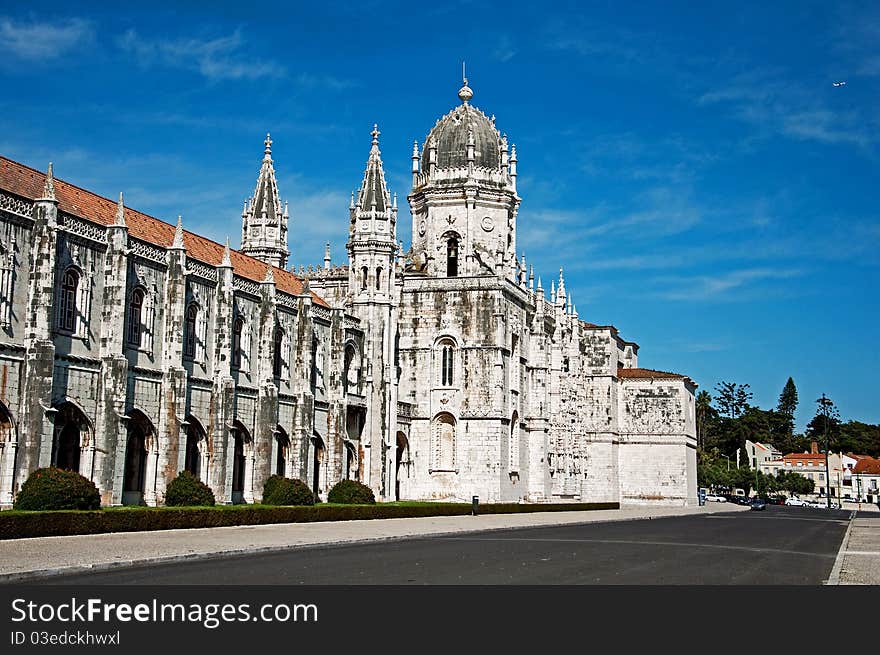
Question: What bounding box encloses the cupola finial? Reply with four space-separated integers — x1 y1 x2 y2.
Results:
264 132 272 158
458 61 473 104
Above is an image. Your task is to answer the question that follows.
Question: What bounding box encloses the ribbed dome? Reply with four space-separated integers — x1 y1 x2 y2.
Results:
422 102 502 171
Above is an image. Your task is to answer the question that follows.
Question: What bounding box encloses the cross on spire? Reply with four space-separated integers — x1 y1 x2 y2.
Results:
264 133 272 157
371 124 380 146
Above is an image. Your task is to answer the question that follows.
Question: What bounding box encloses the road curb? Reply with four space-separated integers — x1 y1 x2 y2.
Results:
0 507 743 584
825 510 856 585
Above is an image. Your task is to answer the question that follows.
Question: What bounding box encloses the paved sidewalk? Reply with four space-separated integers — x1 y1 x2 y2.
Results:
833 505 880 585
0 503 742 582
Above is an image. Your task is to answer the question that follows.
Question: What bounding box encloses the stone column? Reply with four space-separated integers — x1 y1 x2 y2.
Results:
154 218 188 505
251 266 278 502
15 170 58 492
96 194 130 505
208 244 235 502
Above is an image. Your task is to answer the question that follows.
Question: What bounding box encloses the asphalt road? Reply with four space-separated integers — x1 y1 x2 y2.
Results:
41 505 851 585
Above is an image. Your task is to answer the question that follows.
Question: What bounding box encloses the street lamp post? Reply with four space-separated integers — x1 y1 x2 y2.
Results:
819 394 833 509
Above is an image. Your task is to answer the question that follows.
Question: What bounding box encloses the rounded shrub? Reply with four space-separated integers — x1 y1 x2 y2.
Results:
165 471 215 507
262 475 315 506
13 467 101 511
327 479 375 504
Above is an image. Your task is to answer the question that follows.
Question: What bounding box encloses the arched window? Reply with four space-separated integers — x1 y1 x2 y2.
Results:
232 316 244 369
184 303 198 360
432 413 456 471
376 267 383 291
446 237 459 277
438 339 455 387
509 411 520 471
273 327 284 378
127 288 144 346
361 266 369 291
51 403 89 473
58 269 79 332
184 419 205 479
343 344 358 393
275 428 289 477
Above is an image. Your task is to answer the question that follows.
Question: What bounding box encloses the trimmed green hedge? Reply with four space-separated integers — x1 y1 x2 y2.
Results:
262 476 315 506
13 467 101 511
0 502 619 540
327 479 375 504
165 471 215 507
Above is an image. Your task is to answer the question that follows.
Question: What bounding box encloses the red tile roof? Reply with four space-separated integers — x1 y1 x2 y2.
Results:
853 457 880 475
0 156 328 307
783 453 827 462
617 367 688 381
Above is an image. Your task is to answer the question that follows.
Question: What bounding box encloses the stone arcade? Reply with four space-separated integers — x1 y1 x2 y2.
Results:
0 79 697 507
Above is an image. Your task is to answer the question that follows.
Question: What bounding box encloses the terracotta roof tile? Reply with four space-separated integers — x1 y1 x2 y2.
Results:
0 156 328 307
617 367 687 380
853 457 880 475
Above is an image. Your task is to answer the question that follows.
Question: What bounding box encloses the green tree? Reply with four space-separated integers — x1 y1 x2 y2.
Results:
696 390 718 450
776 377 799 425
714 381 753 419
806 395 841 451
837 421 880 457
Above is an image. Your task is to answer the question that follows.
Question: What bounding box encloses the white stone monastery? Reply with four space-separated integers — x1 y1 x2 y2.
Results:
0 77 697 508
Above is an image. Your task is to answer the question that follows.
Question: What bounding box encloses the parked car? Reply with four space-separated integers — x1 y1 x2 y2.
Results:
705 494 727 502
785 497 807 506
750 498 767 511
806 501 825 508
767 496 786 505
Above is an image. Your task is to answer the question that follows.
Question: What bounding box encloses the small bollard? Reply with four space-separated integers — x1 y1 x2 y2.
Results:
472 495 479 516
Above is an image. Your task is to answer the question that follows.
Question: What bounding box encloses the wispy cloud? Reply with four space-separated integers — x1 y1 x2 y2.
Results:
698 69 875 148
0 17 93 60
117 29 285 81
491 35 517 63
654 267 805 302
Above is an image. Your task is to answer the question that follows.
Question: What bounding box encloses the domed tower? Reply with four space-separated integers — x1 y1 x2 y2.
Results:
408 76 520 278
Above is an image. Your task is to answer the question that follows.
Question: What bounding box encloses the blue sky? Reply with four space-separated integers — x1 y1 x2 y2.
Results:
1 1 877 430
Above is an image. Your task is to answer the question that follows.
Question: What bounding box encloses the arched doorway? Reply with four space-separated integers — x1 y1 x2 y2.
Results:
183 418 206 480
52 402 90 473
123 411 153 506
275 426 289 477
312 434 325 497
230 421 251 504
395 432 409 501
344 441 358 480
0 403 16 506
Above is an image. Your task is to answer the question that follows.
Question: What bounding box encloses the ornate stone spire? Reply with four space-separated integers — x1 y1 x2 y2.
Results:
221 238 232 267
263 264 274 284
42 162 56 200
172 215 185 250
114 192 126 227
324 242 331 270
355 123 391 214
240 133 290 269
557 267 566 307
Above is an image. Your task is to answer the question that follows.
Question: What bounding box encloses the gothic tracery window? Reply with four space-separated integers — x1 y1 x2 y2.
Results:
273 327 284 378
438 338 455 387
58 268 79 333
184 303 198 360
232 316 244 369
0 235 15 329
127 288 144 346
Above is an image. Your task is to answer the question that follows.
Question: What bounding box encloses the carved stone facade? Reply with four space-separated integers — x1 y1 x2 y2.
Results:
0 78 697 508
